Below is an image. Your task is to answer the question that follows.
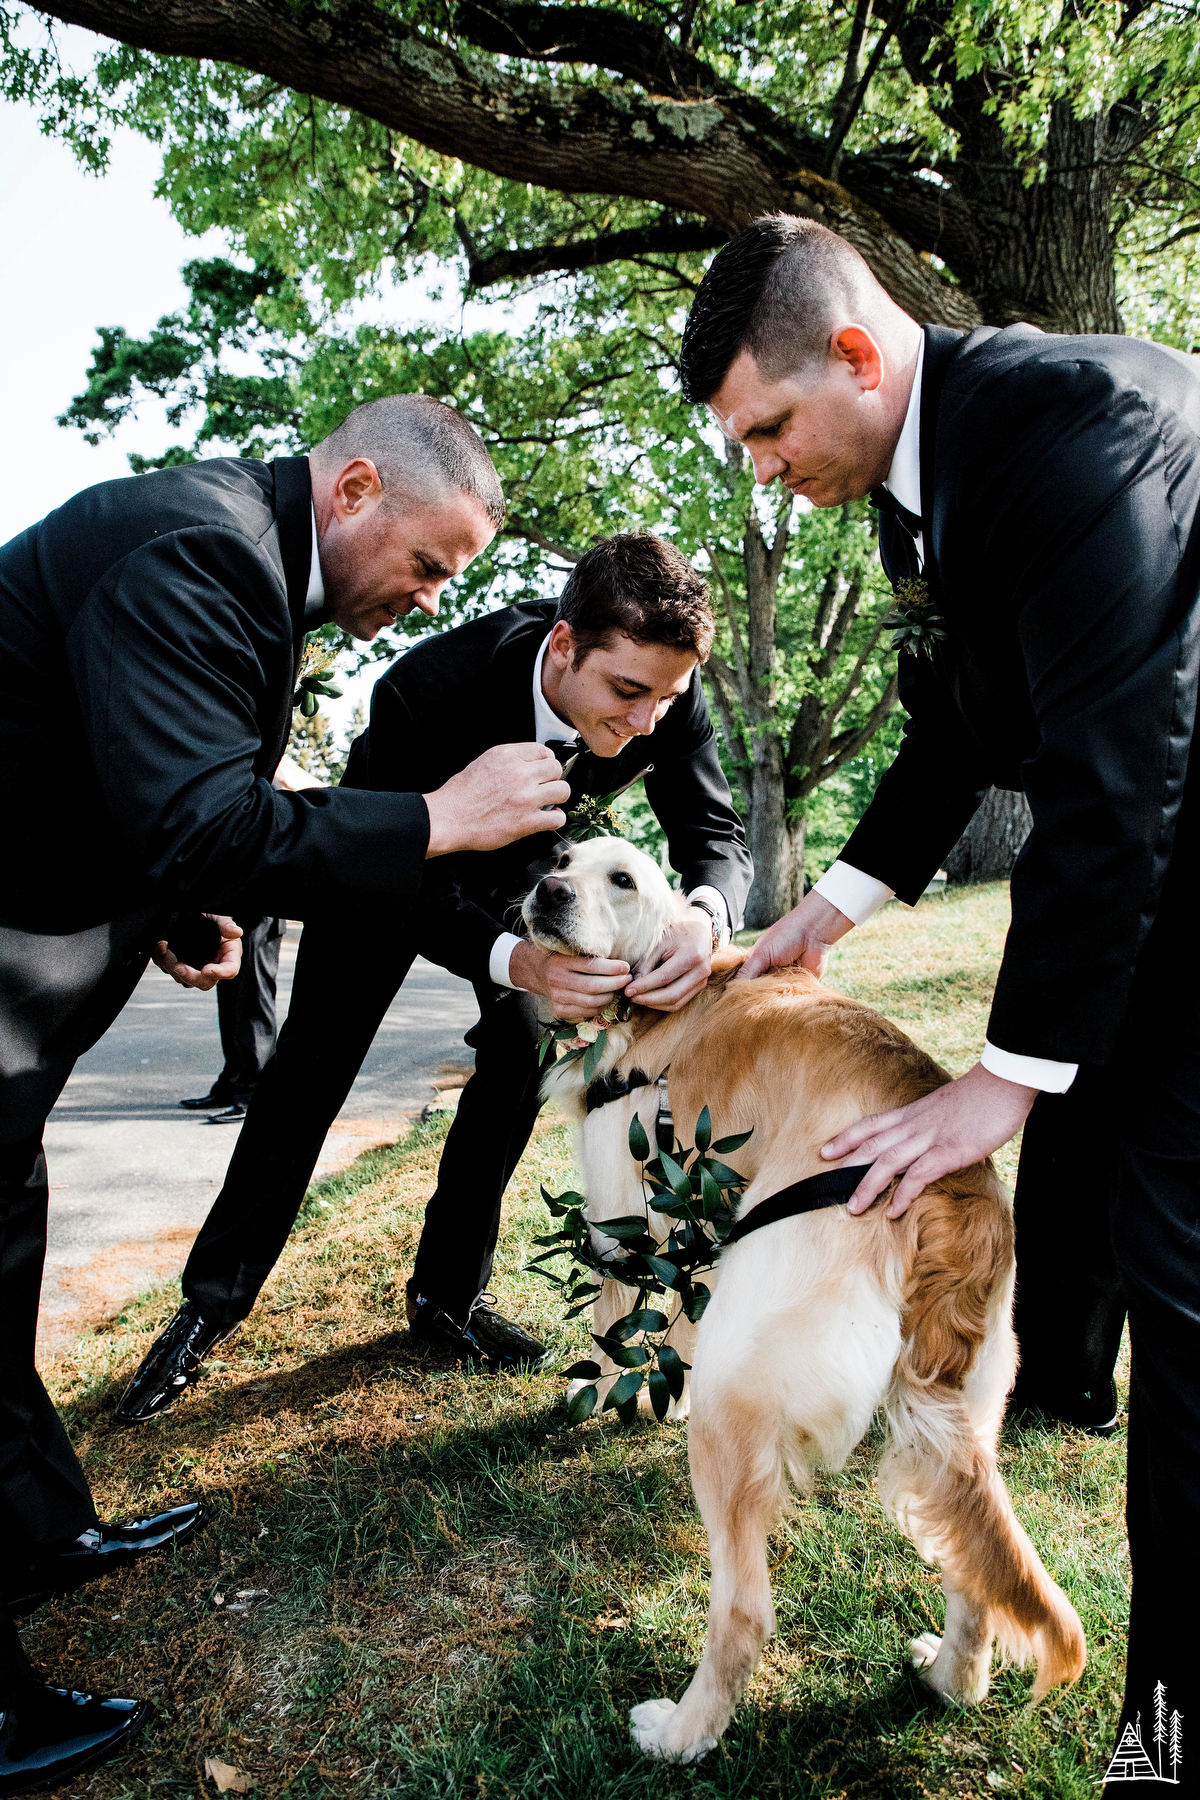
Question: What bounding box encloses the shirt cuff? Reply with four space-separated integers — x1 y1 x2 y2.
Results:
980 1040 1078 1094
812 860 895 926
489 931 524 990
686 885 731 945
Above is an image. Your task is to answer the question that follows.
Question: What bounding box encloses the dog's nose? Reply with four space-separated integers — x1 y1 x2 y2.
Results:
538 875 574 905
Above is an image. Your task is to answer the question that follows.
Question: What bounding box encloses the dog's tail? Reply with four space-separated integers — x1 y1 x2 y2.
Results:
878 1179 1086 1698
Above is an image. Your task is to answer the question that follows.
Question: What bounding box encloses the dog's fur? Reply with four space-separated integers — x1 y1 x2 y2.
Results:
523 839 1086 1763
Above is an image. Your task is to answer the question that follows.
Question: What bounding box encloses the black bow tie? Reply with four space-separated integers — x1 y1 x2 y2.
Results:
870 486 922 539
545 736 582 773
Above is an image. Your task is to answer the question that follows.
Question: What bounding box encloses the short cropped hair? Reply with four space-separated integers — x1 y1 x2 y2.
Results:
680 215 880 405
312 393 505 528
556 533 714 664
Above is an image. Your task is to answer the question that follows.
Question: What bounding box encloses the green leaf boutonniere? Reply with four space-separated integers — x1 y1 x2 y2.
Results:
883 576 949 660
564 791 626 842
294 644 343 717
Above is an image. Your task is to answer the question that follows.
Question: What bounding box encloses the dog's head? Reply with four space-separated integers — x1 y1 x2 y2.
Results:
521 837 687 971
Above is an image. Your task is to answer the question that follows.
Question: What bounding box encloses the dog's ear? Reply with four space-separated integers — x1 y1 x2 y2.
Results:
706 946 746 989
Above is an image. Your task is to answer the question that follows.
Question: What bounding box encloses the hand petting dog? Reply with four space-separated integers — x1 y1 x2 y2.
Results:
624 909 713 1012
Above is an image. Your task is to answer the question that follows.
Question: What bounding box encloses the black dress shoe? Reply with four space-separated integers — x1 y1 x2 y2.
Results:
179 1082 233 1111
406 1283 551 1371
1008 1377 1119 1438
113 1301 239 1424
8 1503 208 1615
206 1101 249 1124
0 1682 149 1795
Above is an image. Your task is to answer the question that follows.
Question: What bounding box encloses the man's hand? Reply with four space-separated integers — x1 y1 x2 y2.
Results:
822 1061 1038 1219
738 891 855 981
624 910 713 1012
508 940 630 1021
152 915 243 991
424 743 571 856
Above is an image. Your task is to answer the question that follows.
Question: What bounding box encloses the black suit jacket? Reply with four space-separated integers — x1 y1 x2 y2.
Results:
343 599 752 988
841 324 1200 1064
0 457 428 932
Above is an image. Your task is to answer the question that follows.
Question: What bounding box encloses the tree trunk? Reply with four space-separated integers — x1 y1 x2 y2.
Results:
943 787 1032 884
744 736 800 926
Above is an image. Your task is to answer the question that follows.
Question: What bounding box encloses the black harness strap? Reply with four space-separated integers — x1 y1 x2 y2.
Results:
724 1166 872 1246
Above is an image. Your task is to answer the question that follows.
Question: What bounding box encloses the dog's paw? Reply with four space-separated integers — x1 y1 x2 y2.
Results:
629 1698 716 1764
909 1632 989 1705
910 1632 942 1672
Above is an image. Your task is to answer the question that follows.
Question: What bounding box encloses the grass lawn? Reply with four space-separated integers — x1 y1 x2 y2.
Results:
34 882 1128 1799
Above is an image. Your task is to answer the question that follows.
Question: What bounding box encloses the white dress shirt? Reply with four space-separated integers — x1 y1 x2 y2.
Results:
303 501 325 620
811 345 1077 1096
489 633 731 990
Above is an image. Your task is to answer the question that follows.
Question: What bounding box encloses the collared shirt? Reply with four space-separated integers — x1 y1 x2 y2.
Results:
810 346 1077 1096
303 501 325 622
489 632 731 989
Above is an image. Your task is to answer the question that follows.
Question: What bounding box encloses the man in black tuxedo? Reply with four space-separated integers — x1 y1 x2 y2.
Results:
116 533 751 1410
682 214 1200 1785
0 393 572 1790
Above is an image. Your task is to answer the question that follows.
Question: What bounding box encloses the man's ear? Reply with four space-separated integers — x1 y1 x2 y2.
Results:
546 619 578 671
330 457 383 521
831 326 885 393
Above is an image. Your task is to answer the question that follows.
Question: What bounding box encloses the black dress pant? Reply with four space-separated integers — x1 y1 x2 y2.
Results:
0 912 160 1584
215 916 284 1098
1014 1045 1200 1790
183 916 547 1331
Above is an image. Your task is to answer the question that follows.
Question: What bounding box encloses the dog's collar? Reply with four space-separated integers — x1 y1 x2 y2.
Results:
723 1166 872 1245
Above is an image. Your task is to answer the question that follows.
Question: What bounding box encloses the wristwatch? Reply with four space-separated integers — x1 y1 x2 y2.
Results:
688 897 723 949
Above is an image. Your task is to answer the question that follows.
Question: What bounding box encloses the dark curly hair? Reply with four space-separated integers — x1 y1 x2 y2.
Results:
555 533 714 664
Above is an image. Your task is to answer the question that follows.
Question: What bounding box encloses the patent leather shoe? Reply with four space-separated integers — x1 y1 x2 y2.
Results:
206 1100 249 1124
0 1682 149 1795
113 1301 239 1424
406 1283 551 1371
8 1503 208 1615
179 1079 233 1110
1007 1376 1119 1438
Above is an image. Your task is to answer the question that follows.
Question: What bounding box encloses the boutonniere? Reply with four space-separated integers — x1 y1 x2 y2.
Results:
538 996 634 1081
294 644 343 716
563 791 626 842
883 577 949 660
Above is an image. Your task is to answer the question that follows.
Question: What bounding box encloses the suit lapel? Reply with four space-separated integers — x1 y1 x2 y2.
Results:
272 456 315 668
918 326 965 567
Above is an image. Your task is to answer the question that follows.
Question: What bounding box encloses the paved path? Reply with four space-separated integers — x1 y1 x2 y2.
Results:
39 927 479 1357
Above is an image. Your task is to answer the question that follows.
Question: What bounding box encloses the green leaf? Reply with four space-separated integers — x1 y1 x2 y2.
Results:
706 1159 745 1187
583 1030 608 1082
647 1367 672 1421
712 1131 753 1154
683 1283 712 1323
642 1254 682 1289
563 1360 602 1380
567 1383 599 1423
604 1370 645 1410
700 1166 723 1214
627 1113 650 1163
658 1149 693 1201
658 1343 688 1400
593 1336 650 1368
623 1308 669 1335
616 1395 641 1425
694 1106 712 1153
595 1216 656 1241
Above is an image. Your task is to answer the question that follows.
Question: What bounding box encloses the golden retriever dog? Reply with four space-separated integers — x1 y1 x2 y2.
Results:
522 837 1086 1764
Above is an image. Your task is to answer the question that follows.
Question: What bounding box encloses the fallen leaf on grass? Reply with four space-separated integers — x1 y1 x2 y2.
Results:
204 1757 252 1793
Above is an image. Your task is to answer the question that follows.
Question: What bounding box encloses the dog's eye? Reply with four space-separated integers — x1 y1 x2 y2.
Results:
556 855 570 871
610 872 636 891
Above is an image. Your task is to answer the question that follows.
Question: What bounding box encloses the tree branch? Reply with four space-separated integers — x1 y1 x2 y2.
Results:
507 518 583 561
460 218 727 287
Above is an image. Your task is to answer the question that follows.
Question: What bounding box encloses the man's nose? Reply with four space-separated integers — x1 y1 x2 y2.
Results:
625 699 659 735
749 445 786 485
411 579 444 619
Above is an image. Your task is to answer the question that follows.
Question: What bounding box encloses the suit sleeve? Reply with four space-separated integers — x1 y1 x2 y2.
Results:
839 651 992 902
643 677 753 929
66 527 430 919
976 361 1200 1063
357 675 509 986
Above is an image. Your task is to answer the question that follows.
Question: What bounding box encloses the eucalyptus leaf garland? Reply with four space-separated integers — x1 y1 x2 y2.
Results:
529 1106 752 1424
